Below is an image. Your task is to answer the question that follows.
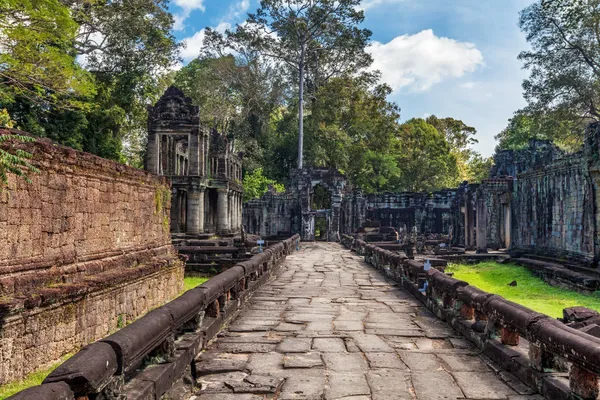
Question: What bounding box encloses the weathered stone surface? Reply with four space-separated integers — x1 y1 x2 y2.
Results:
453 371 517 399
192 243 519 400
365 369 412 400
0 134 184 384
312 338 346 353
325 373 370 399
365 352 407 370
277 338 312 353
411 371 464 400
283 353 323 368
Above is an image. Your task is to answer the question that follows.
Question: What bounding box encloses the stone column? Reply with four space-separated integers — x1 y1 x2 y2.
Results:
188 129 200 176
146 132 159 174
464 193 475 250
476 196 488 253
187 187 204 235
217 188 230 235
170 188 180 233
504 203 511 249
238 192 242 231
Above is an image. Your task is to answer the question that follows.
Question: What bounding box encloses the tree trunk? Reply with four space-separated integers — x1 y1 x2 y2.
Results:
298 42 305 170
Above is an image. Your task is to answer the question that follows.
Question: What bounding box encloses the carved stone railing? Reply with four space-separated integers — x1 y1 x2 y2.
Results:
8 235 301 400
342 234 600 400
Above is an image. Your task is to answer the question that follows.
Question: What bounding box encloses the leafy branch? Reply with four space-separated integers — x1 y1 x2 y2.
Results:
0 133 40 191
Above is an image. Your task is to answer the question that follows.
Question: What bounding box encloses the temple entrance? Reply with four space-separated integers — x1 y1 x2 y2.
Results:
311 184 332 241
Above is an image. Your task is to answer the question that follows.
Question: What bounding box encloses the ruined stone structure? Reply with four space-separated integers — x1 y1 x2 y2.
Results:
244 122 600 270
146 87 243 236
244 168 346 241
244 168 459 243
0 131 184 384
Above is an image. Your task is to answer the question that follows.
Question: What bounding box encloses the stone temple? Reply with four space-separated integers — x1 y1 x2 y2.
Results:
146 86 243 237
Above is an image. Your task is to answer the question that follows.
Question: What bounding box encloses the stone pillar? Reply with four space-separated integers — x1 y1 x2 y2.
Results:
146 133 159 174
504 203 511 249
238 193 242 231
476 196 488 253
170 188 180 233
188 129 200 176
464 193 475 250
232 193 238 233
217 188 230 235
187 187 204 235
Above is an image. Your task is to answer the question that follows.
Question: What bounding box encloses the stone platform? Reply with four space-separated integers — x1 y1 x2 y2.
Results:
191 242 540 400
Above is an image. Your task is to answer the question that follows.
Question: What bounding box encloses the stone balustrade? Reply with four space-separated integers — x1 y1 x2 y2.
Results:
342 234 600 400
8 235 301 400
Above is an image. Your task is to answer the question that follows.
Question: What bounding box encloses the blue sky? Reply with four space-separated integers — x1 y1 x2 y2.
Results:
170 0 536 157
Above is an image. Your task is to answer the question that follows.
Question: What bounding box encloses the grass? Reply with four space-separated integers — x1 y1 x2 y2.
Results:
446 262 600 319
0 354 72 400
183 276 210 292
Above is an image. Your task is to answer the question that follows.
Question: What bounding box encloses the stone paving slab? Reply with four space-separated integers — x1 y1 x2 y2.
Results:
190 242 522 399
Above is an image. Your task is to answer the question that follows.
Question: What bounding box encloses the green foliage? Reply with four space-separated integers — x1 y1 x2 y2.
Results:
0 0 95 106
0 110 14 128
465 154 494 184
496 109 585 152
3 0 179 164
447 262 600 318
518 0 600 127
0 133 40 191
393 119 460 192
243 168 285 202
209 0 373 168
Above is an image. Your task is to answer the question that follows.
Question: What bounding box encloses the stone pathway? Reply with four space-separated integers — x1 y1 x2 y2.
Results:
191 242 544 400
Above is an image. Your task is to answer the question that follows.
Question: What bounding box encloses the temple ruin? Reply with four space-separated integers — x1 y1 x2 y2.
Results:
146 86 243 237
244 122 600 273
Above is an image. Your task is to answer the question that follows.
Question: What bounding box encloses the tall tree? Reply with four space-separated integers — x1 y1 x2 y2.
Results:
394 119 459 192
218 0 372 169
519 0 600 123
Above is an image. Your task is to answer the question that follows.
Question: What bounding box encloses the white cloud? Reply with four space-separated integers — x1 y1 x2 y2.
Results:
460 81 477 89
358 0 403 11
180 22 232 62
172 0 206 31
368 29 484 92
180 30 206 61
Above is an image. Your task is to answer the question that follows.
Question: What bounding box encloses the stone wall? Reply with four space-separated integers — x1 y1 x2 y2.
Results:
511 154 595 263
0 262 183 384
0 130 184 383
342 190 458 236
0 130 173 295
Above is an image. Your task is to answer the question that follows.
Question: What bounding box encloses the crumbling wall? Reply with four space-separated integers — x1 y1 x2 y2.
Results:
0 130 184 384
0 132 173 295
243 192 299 238
511 154 595 264
342 190 457 236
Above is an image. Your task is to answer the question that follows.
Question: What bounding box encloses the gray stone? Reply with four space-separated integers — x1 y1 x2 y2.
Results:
365 352 408 370
366 369 413 400
325 373 370 399
453 372 517 399
397 351 443 371
322 352 369 372
312 338 346 353
277 338 312 353
283 353 323 368
411 371 464 400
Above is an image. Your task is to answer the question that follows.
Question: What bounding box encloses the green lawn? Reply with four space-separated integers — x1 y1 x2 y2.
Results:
446 262 600 319
0 354 71 400
183 276 209 292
